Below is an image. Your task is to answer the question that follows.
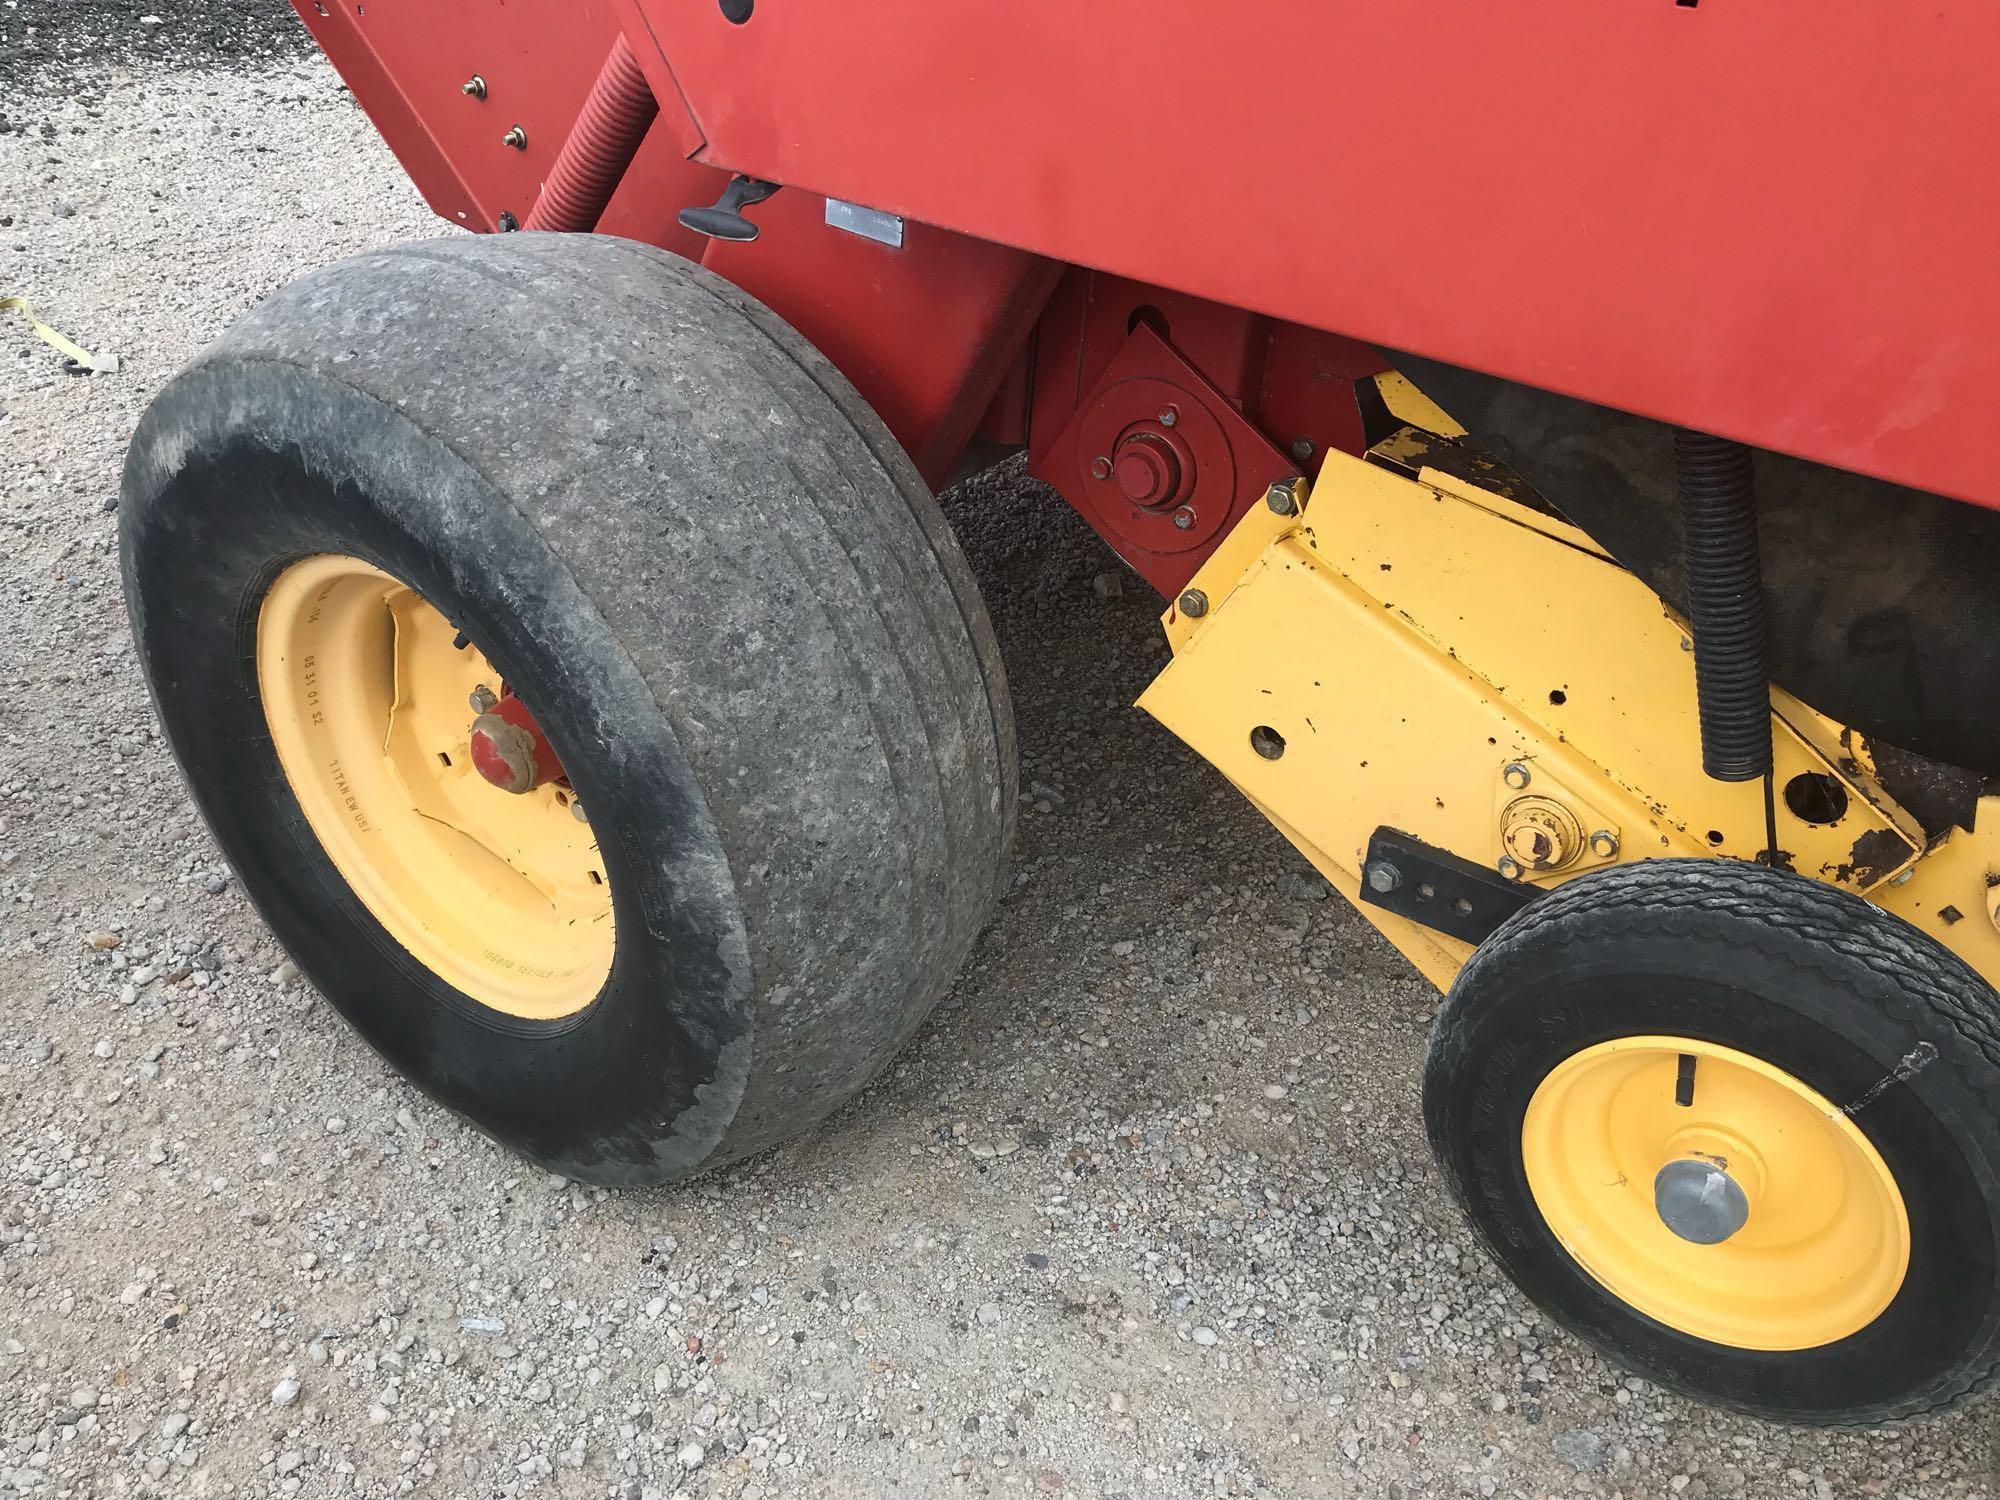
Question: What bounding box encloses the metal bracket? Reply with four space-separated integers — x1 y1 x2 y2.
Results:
1358 827 1537 946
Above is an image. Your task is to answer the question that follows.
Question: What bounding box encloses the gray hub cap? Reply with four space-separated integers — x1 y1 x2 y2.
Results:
1653 1158 1750 1245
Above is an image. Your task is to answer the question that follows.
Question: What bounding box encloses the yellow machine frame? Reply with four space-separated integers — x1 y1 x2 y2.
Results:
1140 422 2000 994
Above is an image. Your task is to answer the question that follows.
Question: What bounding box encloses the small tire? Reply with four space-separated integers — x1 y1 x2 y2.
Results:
121 233 1015 1184
1424 858 2000 1423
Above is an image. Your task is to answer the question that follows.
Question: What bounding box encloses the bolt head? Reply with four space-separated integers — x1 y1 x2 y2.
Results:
1089 455 1113 481
1171 505 1196 531
1589 829 1620 858
1502 762 1532 789
1157 407 1178 428
1177 589 1209 619
468 685 498 713
1496 855 1524 881
570 799 589 824
1365 861 1402 894
1289 437 1315 463
1265 483 1298 517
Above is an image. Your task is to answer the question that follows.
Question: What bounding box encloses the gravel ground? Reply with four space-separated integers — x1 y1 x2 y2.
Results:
4 26 2000 1500
0 0 310 86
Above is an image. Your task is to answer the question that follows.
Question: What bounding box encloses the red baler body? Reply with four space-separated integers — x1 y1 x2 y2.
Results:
296 0 2000 594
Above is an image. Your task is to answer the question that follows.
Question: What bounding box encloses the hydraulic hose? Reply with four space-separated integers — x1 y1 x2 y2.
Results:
522 34 657 234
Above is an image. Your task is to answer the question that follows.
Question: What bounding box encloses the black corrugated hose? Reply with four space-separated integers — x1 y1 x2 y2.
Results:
1677 429 1779 859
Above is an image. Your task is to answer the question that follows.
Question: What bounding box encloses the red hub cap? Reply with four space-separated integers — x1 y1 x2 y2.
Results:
468 693 566 794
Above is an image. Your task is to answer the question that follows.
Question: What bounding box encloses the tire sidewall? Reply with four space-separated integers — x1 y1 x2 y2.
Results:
1427 895 2000 1422
124 361 755 1184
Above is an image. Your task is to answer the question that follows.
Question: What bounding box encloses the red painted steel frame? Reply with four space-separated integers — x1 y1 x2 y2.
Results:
626 0 2000 512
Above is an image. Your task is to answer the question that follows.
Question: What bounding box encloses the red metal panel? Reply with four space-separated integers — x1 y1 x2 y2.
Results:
699 194 1061 487
631 0 2000 508
590 122 726 262
293 0 630 232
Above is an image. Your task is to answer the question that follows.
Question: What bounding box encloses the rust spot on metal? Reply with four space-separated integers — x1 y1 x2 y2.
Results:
1846 825 1914 886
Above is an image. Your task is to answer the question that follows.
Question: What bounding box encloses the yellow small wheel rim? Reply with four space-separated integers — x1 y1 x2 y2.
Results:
1522 1036 1909 1350
256 554 614 1020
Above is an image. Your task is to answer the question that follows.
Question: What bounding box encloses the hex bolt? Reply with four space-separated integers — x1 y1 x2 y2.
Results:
461 74 488 100
1290 437 1315 462
1365 861 1402 894
1497 855 1524 881
1171 505 1197 531
1157 407 1178 428
1502 762 1532 790
1589 829 1621 858
496 210 520 233
1089 455 1113 481
1178 589 1209 619
468 684 498 714
570 800 589 824
502 125 528 149
1265 482 1298 517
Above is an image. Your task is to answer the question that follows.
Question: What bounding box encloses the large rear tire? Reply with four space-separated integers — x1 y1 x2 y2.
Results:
120 233 1015 1184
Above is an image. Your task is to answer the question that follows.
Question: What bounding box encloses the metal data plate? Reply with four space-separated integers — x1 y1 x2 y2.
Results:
824 198 905 248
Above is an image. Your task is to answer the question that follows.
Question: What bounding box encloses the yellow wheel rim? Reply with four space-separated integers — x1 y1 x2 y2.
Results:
1522 1036 1909 1350
256 554 614 1020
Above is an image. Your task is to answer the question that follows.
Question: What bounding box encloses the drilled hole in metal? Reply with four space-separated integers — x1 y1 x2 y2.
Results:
1783 771 1849 825
1250 725 1286 761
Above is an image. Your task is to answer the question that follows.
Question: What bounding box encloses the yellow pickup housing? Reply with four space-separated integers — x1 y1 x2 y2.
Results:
1139 447 2000 991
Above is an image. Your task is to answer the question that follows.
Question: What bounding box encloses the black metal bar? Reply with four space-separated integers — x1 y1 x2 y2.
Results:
1357 827 1537 946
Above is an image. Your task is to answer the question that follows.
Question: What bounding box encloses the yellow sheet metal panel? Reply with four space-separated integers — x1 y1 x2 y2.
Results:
1875 795 2000 977
1140 450 1924 989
